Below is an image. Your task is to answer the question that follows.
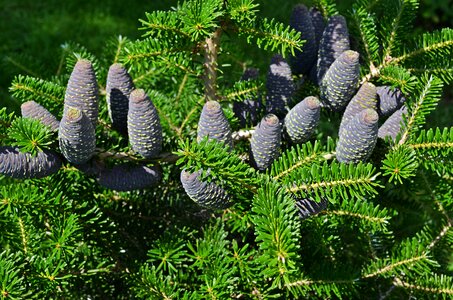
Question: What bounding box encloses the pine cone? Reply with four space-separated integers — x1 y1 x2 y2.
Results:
316 15 350 84
233 68 264 127
265 55 295 118
309 7 325 48
128 89 163 158
294 196 328 219
21 100 60 131
378 106 408 141
289 4 317 75
339 82 377 135
106 63 135 134
376 86 406 117
0 146 61 179
64 59 99 128
180 169 232 209
250 114 281 171
285 96 321 144
98 164 162 191
59 106 96 164
336 108 379 163
197 100 233 148
320 50 360 111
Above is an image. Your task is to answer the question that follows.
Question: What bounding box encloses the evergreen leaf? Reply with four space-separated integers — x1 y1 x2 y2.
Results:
178 0 224 41
251 180 301 288
7 117 54 155
226 0 260 23
140 10 190 39
382 145 419 184
313 0 338 18
393 274 453 298
9 75 65 116
377 65 417 95
285 161 382 204
270 138 336 181
349 5 380 66
237 17 303 57
399 75 443 144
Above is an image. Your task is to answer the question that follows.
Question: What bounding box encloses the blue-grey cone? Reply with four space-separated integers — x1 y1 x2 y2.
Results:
309 7 325 48
285 96 321 144
198 100 233 148
98 164 162 191
376 86 406 117
64 59 99 128
339 82 377 135
233 68 263 127
0 146 61 179
128 89 163 158
58 106 96 164
250 114 281 171
180 169 232 209
320 50 360 111
106 63 134 134
316 15 350 84
378 106 408 141
266 55 295 118
294 196 328 219
289 4 317 75
336 108 379 163
21 100 60 131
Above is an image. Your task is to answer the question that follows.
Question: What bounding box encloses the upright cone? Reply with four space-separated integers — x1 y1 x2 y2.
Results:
21 100 60 131
336 108 379 163
250 114 281 171
128 89 163 158
197 100 233 148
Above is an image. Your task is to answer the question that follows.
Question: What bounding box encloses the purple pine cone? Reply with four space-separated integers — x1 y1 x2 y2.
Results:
320 50 360 111
64 59 99 128
0 146 61 179
285 96 321 144
98 164 162 191
316 15 350 84
336 108 379 163
309 7 325 49
128 89 163 158
250 114 281 171
180 169 232 209
294 196 328 219
378 106 408 141
376 86 406 117
106 63 135 134
266 55 295 118
339 82 377 135
59 106 96 164
233 68 264 127
197 100 233 148
289 4 317 75
21 100 60 131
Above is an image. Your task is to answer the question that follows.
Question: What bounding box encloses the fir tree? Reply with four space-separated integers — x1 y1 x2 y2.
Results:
0 0 452 298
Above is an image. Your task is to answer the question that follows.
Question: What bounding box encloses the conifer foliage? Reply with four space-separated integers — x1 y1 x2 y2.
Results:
0 0 452 298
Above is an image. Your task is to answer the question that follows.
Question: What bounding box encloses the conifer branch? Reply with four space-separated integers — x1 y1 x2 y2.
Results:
9 75 65 105
17 217 28 255
323 210 388 226
362 253 428 279
399 75 443 145
393 276 453 296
